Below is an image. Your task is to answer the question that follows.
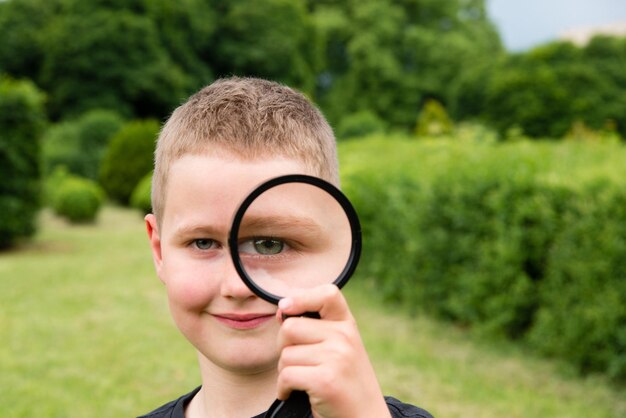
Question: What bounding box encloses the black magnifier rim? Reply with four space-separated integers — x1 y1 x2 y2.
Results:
228 174 362 305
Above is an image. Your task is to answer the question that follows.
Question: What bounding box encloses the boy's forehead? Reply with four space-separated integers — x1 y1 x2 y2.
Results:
177 146 312 170
169 150 312 186
161 152 314 231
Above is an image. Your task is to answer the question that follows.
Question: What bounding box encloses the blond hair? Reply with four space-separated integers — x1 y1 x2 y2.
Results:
151 77 338 224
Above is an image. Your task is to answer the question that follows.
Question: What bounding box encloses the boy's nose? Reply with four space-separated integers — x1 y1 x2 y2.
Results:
219 254 255 300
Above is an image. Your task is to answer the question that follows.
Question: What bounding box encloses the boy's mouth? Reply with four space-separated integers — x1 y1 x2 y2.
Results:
212 313 275 330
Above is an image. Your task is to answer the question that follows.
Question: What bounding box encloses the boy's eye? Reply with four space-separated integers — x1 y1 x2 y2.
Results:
240 238 285 255
193 239 216 250
254 238 284 255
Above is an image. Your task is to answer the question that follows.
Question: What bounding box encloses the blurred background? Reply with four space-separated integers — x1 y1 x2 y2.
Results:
1 0 625 417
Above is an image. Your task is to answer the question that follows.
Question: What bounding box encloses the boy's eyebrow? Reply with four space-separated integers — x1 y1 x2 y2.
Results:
239 215 323 235
171 223 224 238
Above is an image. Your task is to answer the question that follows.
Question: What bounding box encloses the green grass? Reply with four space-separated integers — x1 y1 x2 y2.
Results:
348 284 626 417
1 206 624 417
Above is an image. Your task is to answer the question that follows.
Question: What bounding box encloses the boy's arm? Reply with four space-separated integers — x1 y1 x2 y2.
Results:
275 284 393 418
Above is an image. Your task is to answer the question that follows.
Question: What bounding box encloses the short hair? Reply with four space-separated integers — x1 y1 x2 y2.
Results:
151 77 338 224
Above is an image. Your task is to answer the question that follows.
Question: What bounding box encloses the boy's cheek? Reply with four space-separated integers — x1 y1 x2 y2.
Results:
162 267 217 311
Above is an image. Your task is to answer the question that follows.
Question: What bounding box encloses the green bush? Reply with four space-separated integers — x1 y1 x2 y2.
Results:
42 109 124 180
336 110 386 140
343 171 424 304
415 99 454 138
99 119 158 205
528 184 626 380
42 121 82 176
52 176 104 223
73 109 125 180
44 165 71 206
0 76 46 249
130 172 152 215
340 136 626 380
413 174 571 337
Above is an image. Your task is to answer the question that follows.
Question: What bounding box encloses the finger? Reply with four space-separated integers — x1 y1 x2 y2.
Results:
276 365 324 401
278 284 353 321
278 316 326 347
278 343 324 371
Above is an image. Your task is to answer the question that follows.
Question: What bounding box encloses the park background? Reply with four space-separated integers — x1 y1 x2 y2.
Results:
1 0 625 416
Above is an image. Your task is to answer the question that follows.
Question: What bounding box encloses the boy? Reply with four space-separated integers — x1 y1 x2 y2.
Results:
142 77 433 418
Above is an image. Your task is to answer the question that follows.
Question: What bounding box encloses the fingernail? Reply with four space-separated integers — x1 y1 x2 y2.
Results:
278 297 292 311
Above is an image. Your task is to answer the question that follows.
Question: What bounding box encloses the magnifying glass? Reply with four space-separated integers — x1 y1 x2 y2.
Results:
228 174 362 418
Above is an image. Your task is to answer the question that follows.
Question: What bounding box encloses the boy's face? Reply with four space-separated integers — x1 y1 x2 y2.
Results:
146 152 312 374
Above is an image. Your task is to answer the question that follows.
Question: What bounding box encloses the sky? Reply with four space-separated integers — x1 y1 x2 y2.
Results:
486 0 626 51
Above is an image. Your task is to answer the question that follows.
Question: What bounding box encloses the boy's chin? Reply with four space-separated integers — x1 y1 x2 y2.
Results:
223 357 278 376
198 345 279 376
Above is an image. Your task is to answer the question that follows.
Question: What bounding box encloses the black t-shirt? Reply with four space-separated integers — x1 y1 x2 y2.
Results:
137 386 434 418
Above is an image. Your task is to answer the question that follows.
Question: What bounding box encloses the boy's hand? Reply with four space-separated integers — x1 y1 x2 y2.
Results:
275 284 392 418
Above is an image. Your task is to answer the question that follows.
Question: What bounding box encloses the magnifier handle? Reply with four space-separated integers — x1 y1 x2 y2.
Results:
281 311 320 321
265 390 311 418
268 311 320 418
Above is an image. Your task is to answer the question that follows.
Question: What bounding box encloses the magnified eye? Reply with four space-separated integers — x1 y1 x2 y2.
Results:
193 239 216 250
254 238 284 255
239 238 285 255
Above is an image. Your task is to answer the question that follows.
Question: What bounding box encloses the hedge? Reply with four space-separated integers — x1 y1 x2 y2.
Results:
0 77 46 249
528 184 626 380
340 136 626 380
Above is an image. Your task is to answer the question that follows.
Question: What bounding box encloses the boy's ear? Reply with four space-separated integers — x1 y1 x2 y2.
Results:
145 214 165 283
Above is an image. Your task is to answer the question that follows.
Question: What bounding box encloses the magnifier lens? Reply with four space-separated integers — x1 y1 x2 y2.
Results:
229 175 361 418
234 181 354 299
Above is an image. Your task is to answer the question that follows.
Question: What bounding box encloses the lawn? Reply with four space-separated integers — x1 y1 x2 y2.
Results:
0 206 624 417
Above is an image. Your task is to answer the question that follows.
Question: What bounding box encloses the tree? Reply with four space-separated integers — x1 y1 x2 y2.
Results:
312 0 503 130
213 0 319 95
0 0 63 81
40 9 188 119
583 36 626 137
482 40 624 138
143 0 217 93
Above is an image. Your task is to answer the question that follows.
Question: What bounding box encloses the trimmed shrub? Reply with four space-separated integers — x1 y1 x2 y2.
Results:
74 109 125 180
336 110 386 140
44 165 71 206
99 119 158 205
52 176 104 223
0 77 46 249
42 121 81 176
415 99 453 138
130 172 152 215
42 109 124 180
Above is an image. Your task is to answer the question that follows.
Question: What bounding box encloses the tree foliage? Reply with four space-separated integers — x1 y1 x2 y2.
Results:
0 0 623 138
313 0 503 128
479 40 626 138
213 0 318 94
40 9 187 119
